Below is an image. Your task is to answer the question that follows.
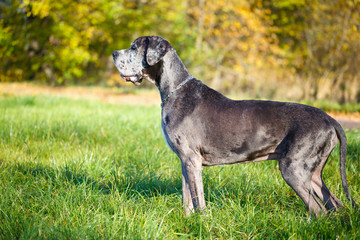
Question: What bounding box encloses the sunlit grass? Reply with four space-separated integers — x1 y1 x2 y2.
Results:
0 95 359 239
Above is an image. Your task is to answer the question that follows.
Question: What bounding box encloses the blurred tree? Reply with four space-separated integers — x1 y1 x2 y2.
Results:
262 0 360 101
187 0 283 94
0 0 359 102
302 0 360 102
1 0 105 84
0 0 193 85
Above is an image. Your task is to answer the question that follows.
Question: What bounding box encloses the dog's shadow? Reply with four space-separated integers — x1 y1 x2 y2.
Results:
11 152 358 217
11 161 285 200
12 161 273 203
12 162 182 198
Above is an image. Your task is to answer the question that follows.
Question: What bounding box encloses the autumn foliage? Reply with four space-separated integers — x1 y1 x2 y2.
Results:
1 0 359 102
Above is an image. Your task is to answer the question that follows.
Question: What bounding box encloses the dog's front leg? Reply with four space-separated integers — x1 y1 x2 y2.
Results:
180 154 206 215
181 166 194 215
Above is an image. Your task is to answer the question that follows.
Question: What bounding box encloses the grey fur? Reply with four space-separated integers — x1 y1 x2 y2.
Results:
113 36 356 217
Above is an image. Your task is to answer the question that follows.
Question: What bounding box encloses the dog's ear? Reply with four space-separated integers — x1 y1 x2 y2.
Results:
145 36 171 66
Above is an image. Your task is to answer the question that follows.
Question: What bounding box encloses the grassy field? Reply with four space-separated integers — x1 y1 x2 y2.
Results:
0 94 359 239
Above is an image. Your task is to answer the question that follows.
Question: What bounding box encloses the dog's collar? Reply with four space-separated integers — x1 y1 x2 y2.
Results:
161 76 195 107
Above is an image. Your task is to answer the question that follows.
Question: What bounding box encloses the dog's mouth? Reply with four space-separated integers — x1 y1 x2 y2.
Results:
120 74 143 86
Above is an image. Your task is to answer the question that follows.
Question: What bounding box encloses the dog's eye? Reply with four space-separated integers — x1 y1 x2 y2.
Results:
130 45 136 50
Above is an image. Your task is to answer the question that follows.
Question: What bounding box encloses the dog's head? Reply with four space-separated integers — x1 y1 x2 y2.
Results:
112 36 172 85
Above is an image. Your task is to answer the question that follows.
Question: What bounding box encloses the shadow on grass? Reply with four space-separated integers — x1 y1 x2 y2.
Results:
9 162 302 204
10 161 283 204
9 155 358 219
9 161 305 218
11 161 182 198
3 161 360 240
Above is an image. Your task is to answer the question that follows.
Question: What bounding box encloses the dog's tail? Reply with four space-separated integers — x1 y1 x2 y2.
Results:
333 119 357 208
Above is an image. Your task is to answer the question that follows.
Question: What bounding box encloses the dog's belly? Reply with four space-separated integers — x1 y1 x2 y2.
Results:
193 114 285 166
199 143 281 166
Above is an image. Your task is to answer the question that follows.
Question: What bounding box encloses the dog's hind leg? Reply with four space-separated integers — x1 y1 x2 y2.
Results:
311 174 344 211
311 155 344 211
279 158 327 217
310 135 344 211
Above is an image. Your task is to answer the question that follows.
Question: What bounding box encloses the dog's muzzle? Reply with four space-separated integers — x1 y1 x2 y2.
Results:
112 51 143 86
120 74 143 86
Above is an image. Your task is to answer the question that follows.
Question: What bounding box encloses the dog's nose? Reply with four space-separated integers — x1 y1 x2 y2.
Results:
112 51 119 60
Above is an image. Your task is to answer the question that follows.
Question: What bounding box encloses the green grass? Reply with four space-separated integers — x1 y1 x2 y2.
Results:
0 95 359 239
299 100 360 114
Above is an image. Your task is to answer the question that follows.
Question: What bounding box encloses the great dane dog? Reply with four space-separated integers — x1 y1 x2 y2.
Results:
113 36 356 217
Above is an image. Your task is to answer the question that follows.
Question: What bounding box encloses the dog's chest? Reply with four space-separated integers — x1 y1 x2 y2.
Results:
161 109 178 153
161 119 177 153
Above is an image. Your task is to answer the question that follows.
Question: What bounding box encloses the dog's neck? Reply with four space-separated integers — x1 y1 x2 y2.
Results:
156 50 193 102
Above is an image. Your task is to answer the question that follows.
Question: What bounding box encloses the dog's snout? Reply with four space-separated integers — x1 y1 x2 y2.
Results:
112 51 119 60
